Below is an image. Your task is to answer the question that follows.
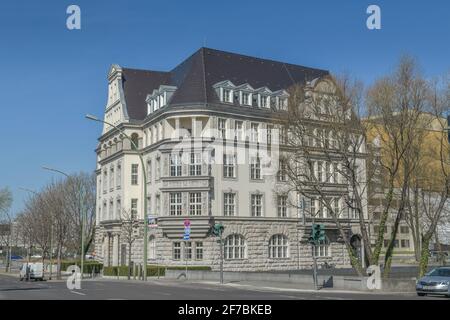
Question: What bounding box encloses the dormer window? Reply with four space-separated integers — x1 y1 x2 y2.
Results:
260 95 268 108
222 89 232 103
242 92 250 106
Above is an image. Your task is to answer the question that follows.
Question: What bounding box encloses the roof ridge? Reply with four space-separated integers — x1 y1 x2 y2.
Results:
201 47 329 73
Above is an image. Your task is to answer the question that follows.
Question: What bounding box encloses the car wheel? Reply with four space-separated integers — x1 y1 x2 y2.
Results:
417 293 426 297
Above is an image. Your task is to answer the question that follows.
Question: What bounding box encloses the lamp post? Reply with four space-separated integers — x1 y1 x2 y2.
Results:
85 114 149 281
42 166 84 279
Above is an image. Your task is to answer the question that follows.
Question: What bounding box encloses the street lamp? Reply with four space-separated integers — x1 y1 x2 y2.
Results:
42 166 85 279
85 114 149 281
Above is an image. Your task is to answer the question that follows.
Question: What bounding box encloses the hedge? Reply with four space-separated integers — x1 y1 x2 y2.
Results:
103 265 211 277
59 261 103 274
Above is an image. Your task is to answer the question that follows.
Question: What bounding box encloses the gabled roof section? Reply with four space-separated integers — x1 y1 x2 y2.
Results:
118 47 329 120
121 68 171 120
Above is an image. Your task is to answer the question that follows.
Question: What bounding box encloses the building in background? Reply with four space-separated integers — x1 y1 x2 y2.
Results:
93 48 368 271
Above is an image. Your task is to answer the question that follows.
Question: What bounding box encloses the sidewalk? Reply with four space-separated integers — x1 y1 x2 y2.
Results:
195 279 416 296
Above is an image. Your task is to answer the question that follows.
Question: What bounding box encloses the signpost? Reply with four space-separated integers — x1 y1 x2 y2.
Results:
183 219 191 279
309 223 325 290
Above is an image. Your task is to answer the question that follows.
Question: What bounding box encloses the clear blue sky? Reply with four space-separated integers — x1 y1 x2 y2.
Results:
0 0 449 215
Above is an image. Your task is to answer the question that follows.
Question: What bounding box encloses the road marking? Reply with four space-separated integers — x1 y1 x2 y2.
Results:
70 290 86 296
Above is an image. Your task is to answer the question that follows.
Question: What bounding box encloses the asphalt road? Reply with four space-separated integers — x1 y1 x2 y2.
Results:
0 274 446 300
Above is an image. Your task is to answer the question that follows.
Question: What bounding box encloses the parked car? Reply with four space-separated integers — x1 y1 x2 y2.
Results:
10 255 23 260
19 263 44 281
416 267 450 297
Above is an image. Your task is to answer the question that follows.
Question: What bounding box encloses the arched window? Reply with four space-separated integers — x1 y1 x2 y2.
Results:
224 234 246 260
268 234 289 258
314 236 331 257
131 133 139 150
148 236 156 260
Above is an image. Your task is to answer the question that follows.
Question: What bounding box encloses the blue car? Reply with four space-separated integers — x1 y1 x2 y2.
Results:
10 255 23 260
416 267 450 297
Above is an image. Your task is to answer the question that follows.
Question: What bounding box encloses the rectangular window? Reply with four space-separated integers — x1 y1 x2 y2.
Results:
131 198 138 220
147 160 152 182
401 239 410 248
251 194 263 217
223 154 236 178
224 193 236 216
277 195 287 217
250 123 259 142
235 121 243 140
266 125 273 145
250 156 261 180
110 167 114 191
170 154 181 177
131 164 139 185
326 162 332 183
103 170 108 192
260 95 267 108
223 89 231 103
277 159 287 182
400 226 409 234
156 158 160 180
242 92 250 105
190 153 202 176
156 194 160 215
116 198 121 218
218 118 226 139
280 126 287 144
310 198 316 216
314 243 330 257
195 242 203 260
317 161 323 182
116 163 122 188
189 192 202 216
333 163 339 183
173 242 181 260
169 192 182 216
333 197 340 216
184 242 192 260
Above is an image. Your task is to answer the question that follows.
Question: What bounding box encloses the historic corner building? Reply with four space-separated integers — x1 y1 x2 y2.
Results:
93 47 368 271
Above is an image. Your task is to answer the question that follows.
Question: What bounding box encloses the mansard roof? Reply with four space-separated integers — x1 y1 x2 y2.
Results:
120 47 329 120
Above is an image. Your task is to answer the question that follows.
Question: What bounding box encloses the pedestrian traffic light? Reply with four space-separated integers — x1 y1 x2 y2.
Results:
212 223 224 237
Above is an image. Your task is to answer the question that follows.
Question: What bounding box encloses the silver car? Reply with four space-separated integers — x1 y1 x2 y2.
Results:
416 267 450 297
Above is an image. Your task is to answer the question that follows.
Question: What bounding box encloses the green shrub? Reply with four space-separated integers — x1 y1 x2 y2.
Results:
59 260 103 273
102 265 211 277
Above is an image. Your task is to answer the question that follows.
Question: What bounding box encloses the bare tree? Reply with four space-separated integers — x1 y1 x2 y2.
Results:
62 172 96 258
365 56 435 277
284 74 372 275
0 187 13 271
120 208 139 279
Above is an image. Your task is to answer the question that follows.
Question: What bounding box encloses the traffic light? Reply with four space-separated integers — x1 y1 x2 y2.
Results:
309 224 325 244
318 224 326 242
212 223 224 237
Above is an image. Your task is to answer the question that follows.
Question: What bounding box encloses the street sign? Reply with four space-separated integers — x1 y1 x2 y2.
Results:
148 216 158 228
184 219 191 227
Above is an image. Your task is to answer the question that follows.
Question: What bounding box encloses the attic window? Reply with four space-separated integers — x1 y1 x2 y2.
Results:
242 92 250 106
223 89 232 103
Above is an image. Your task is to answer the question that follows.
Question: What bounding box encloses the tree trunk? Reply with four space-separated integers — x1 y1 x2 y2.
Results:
371 185 395 265
56 244 62 280
419 235 431 278
128 243 132 280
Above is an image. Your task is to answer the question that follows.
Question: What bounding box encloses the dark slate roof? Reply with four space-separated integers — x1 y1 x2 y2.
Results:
121 47 329 120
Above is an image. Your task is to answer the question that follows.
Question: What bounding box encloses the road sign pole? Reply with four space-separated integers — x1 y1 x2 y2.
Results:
220 231 223 285
312 242 318 290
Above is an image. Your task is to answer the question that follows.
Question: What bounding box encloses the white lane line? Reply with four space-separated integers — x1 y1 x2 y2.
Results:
70 290 86 296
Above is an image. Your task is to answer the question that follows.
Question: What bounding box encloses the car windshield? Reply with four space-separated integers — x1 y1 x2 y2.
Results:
427 268 450 277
